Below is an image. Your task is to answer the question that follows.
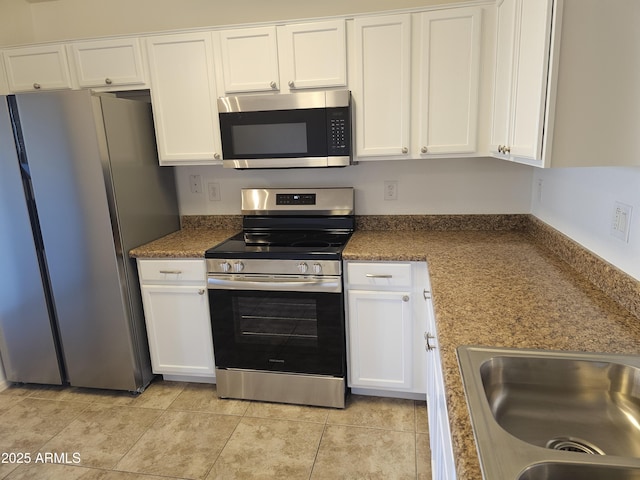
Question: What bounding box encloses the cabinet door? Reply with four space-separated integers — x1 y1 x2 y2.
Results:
415 7 482 156
508 0 553 162
69 38 146 88
141 284 215 376
489 0 517 157
347 289 413 390
277 20 347 91
425 295 456 478
352 14 411 158
217 26 280 93
4 44 72 92
489 0 553 165
145 32 222 165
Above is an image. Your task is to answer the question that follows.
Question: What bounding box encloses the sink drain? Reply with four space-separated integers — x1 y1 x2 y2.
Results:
546 437 605 455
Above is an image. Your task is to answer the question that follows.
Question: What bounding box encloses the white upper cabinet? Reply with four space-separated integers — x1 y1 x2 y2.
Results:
413 7 482 156
68 38 147 89
489 0 553 165
216 26 280 94
277 20 347 91
352 14 412 159
145 32 222 165
216 20 347 95
3 44 72 92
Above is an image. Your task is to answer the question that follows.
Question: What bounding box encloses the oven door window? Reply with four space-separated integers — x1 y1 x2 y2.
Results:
209 289 344 376
234 296 318 347
219 109 328 159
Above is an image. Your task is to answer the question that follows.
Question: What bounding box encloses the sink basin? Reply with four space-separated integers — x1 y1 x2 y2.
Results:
518 462 640 480
480 355 640 458
458 346 640 479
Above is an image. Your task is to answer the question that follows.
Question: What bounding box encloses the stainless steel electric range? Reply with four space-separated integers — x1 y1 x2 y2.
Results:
205 187 354 408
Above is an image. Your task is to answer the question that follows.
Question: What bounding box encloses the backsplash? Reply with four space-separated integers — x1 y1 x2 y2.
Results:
181 215 242 230
355 214 529 231
528 217 640 321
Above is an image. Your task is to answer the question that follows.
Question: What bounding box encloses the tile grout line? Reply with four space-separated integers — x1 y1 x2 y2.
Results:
109 406 169 475
108 380 187 476
308 423 329 480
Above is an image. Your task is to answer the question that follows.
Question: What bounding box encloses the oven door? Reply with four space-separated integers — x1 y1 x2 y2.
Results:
207 275 345 377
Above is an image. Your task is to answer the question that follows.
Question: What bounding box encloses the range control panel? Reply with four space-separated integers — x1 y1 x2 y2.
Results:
276 193 316 205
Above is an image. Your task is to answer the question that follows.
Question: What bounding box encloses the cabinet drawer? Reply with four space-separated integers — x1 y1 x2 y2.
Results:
346 262 412 288
138 259 205 283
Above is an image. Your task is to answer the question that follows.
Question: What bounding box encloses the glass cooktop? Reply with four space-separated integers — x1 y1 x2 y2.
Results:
204 231 352 260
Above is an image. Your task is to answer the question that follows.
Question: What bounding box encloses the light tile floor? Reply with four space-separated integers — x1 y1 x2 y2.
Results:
0 380 431 479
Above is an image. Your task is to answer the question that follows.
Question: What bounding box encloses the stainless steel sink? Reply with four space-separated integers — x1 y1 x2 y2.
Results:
458 346 640 479
481 355 640 457
518 462 640 480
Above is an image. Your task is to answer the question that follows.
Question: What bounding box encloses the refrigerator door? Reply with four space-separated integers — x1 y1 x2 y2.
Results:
15 90 156 391
95 94 179 390
0 98 63 385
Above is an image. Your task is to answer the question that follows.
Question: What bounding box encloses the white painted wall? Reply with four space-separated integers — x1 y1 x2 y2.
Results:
176 157 533 215
531 167 640 280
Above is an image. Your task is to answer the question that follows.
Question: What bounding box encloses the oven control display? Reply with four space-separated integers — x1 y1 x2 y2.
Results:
276 193 316 205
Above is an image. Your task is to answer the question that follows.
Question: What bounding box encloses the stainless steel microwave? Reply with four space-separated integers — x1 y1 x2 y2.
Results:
217 90 352 169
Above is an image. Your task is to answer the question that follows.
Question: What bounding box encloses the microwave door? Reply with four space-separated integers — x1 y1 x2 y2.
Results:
219 108 328 166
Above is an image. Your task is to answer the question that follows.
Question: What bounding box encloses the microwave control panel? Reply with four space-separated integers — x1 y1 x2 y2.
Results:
327 107 351 155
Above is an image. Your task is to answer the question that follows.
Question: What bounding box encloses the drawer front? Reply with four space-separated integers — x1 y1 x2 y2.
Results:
138 259 206 283
346 262 412 288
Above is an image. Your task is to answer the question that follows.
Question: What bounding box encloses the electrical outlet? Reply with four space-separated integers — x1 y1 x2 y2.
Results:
189 175 202 194
208 182 221 201
611 201 632 242
384 180 398 201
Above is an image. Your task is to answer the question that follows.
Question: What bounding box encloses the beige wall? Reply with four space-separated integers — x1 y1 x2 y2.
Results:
0 0 465 46
0 0 34 46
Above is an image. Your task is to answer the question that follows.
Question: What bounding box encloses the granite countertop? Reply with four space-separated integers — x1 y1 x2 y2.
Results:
130 220 640 480
129 228 238 258
344 229 640 480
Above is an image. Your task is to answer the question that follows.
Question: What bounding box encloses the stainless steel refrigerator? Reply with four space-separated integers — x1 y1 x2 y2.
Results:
0 90 180 392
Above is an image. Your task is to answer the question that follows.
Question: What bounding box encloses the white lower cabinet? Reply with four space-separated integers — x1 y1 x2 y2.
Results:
137 259 215 381
425 286 456 479
345 261 428 396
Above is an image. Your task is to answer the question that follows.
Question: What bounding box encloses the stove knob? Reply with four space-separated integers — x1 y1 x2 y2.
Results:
219 261 231 273
298 262 309 274
233 261 245 273
313 263 322 274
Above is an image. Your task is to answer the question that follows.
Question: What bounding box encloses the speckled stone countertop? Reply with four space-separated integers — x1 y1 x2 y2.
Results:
344 228 640 480
129 228 238 258
130 215 640 479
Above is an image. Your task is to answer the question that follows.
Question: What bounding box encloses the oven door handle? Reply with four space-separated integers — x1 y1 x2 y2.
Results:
207 275 342 293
